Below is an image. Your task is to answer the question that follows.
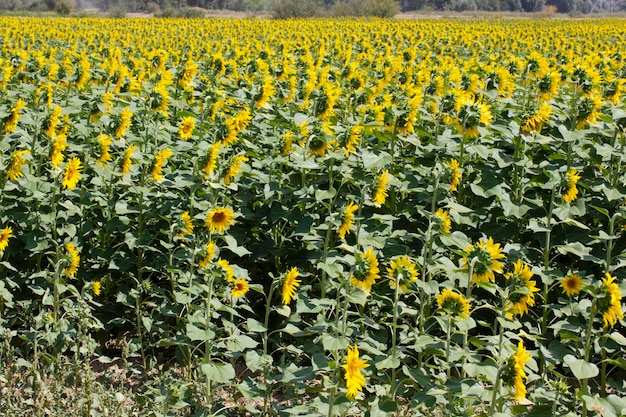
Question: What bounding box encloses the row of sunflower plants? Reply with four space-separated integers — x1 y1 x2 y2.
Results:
0 16 625 417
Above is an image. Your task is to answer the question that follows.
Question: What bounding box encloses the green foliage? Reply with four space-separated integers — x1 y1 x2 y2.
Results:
54 0 72 14
108 4 126 16
269 0 320 18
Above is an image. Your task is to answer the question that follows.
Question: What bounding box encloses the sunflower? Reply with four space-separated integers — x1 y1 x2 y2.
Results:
562 168 581 204
115 107 133 139
502 340 532 401
121 145 137 175
350 248 380 294
62 157 83 190
337 201 359 239
387 256 418 292
177 211 194 237
178 116 196 140
521 104 552 133
575 95 602 129
434 209 452 234
596 273 624 328
44 105 62 137
151 148 173 182
224 108 251 146
231 278 250 298
255 76 276 109
462 237 506 283
281 267 301 305
64 242 80 278
560 274 583 297
198 241 218 269
455 95 493 139
447 159 461 193
6 150 30 181
205 207 235 234
216 258 235 282
505 259 540 317
51 133 68 167
437 288 471 319
308 135 329 157
372 170 390 207
96 134 112 166
203 142 222 178
0 226 12 254
223 155 248 185
344 125 362 157
93 281 101 296
4 98 26 135
342 345 369 400
282 131 296 155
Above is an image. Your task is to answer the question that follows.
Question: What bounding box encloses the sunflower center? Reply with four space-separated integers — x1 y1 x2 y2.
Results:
212 212 226 224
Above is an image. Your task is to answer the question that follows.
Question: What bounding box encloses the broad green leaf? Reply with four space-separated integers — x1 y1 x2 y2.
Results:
564 354 599 379
200 363 235 384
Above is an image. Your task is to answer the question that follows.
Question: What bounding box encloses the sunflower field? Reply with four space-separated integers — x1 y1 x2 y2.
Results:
0 16 626 417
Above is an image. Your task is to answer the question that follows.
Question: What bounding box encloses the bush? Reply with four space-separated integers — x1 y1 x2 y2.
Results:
270 0 320 18
362 0 401 16
146 1 160 14
54 0 72 14
155 6 177 17
179 6 206 17
108 5 126 17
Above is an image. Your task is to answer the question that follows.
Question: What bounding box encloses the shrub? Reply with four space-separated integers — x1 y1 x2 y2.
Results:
54 0 72 15
179 6 206 17
362 0 401 16
155 6 178 17
270 0 320 18
146 1 160 14
108 5 126 17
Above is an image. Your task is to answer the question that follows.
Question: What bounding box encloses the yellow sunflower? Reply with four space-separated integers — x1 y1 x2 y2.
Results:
505 259 540 317
6 150 30 181
560 274 583 297
281 267 301 305
447 159 461 193
386 256 418 293
350 248 380 294
502 340 532 401
434 209 452 234
93 281 101 296
597 273 624 328
562 168 581 204
337 201 359 240
521 104 552 133
0 226 12 254
342 344 369 400
177 211 194 237
121 145 138 175
372 170 390 207
231 278 250 298
462 237 506 283
436 288 471 319
62 157 83 190
178 116 196 140
64 243 80 278
205 207 235 234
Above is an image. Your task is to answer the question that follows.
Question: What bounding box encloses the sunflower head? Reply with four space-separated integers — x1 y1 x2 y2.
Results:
596 273 624 328
231 278 250 298
386 256 418 293
205 207 235 234
350 248 380 294
560 274 584 297
462 237 506 283
505 259 540 317
436 288 471 320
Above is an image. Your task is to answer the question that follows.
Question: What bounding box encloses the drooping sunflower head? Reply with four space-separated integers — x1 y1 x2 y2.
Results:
337 200 359 240
436 288 471 320
575 94 602 129
215 258 235 282
502 340 532 401
350 248 380 294
177 211 194 237
446 159 462 193
462 237 506 283
596 273 624 328
281 267 301 305
560 273 584 298
505 259 540 318
562 168 582 204
455 95 492 138
521 103 552 133
386 256 418 293
342 344 369 400
372 169 390 207
205 207 235 234
434 209 452 234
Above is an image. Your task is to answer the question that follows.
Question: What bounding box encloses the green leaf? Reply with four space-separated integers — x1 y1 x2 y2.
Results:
361 150 392 169
564 354 599 380
200 363 235 384
245 318 267 333
225 334 258 352
185 323 215 342
321 334 350 351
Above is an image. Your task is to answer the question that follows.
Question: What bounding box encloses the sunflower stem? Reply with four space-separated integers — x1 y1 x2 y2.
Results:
204 275 215 411
262 281 276 416
488 303 507 415
390 267 401 401
540 184 556 375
